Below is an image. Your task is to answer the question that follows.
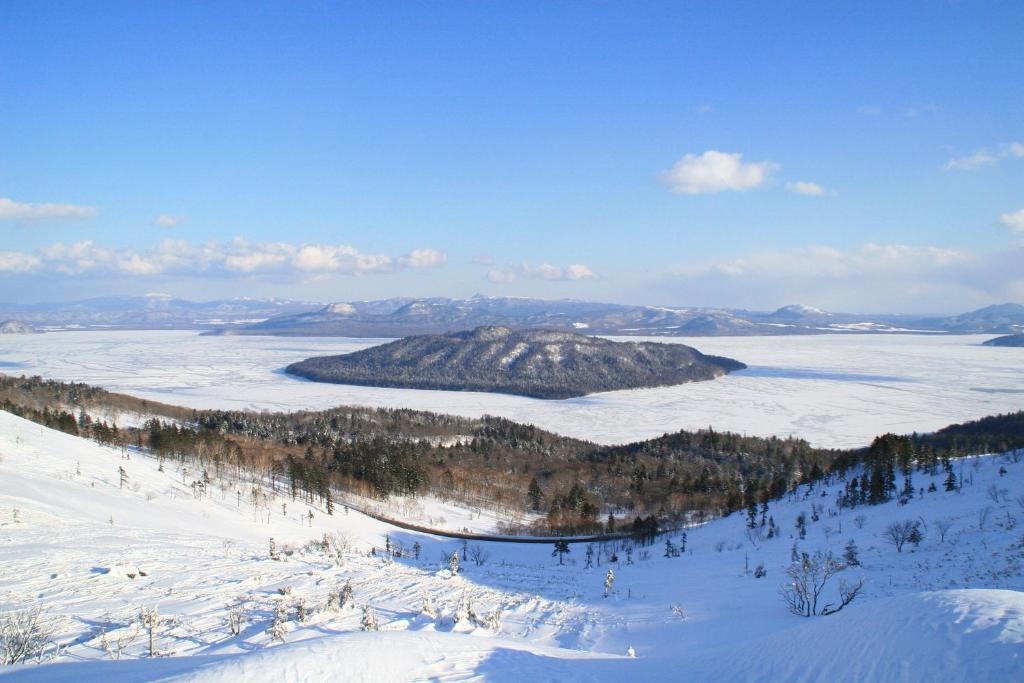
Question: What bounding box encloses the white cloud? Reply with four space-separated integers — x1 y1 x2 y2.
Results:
1005 142 1024 158
1000 209 1024 233
0 251 42 273
487 262 598 283
785 181 829 197
153 213 187 227
857 105 882 116
398 248 447 269
660 151 778 194
0 238 444 279
0 197 97 222
565 264 597 280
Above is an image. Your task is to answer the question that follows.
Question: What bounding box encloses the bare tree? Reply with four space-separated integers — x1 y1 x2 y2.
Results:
978 506 992 531
934 519 953 544
1 604 55 665
468 544 491 567
139 607 160 658
779 550 864 617
853 514 867 530
882 520 918 552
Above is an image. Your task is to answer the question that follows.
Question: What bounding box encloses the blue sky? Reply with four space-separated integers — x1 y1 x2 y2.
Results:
1 1 1022 313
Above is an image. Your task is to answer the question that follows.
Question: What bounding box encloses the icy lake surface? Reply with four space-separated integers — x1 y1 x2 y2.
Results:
1 330 1021 448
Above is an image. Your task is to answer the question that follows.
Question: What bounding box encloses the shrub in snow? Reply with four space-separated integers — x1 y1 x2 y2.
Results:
481 609 501 631
779 550 864 617
421 595 437 619
452 594 475 627
670 604 685 620
0 604 56 666
753 563 767 578
227 596 249 636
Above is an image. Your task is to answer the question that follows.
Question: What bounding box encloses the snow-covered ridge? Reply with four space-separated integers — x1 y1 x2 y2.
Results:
1 411 1022 681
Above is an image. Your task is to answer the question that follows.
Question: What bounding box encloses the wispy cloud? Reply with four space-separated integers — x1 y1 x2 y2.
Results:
942 151 997 172
661 242 1023 313
0 197 97 222
785 181 830 197
153 213 187 227
942 142 1023 171
660 151 778 194
0 238 447 279
487 262 597 283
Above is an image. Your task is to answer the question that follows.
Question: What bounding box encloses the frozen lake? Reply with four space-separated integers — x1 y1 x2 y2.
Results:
0 330 1021 448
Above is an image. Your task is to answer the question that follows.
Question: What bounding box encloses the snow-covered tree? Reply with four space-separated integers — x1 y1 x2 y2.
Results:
603 569 615 598
338 580 353 610
449 551 460 575
360 605 379 631
139 606 160 658
266 602 289 643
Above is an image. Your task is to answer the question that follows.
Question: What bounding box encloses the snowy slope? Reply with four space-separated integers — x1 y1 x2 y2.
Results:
1 410 1022 681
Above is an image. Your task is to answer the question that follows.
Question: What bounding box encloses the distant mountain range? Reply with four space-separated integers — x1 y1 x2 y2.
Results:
0 295 321 331
209 297 1024 337
1 295 1022 337
286 325 746 399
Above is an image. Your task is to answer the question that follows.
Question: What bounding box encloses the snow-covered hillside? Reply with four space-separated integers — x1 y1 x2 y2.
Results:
1 410 1022 681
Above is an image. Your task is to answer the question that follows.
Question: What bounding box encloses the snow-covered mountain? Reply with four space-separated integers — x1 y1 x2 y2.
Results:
3 295 1023 336
0 297 322 331
1 410 1021 681
210 297 1024 338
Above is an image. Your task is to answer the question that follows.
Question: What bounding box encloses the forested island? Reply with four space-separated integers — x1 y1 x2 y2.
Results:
285 326 746 399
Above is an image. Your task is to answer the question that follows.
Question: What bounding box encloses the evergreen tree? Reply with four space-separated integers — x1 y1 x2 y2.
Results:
552 540 570 565
843 538 860 567
527 477 543 511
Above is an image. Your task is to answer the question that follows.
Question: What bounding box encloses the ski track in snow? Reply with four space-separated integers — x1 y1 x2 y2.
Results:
1 411 1023 681
1 330 1022 447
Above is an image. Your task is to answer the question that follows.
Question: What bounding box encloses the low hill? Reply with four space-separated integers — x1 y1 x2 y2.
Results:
983 333 1024 347
0 319 37 334
286 326 746 399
